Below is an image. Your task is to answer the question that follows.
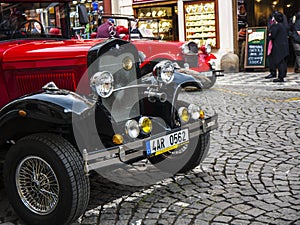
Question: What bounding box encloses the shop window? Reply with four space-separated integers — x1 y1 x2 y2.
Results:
184 1 219 48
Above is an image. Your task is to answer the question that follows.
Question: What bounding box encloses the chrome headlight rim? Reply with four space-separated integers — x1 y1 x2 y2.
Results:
182 44 190 54
90 71 114 98
153 60 175 84
125 119 140 138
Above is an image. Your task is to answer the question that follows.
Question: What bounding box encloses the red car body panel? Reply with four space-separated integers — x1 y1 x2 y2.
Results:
130 39 211 72
0 37 210 108
0 1 214 108
1 39 100 63
0 39 105 107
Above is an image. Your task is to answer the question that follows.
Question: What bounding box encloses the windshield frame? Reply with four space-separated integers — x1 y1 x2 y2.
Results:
0 1 71 41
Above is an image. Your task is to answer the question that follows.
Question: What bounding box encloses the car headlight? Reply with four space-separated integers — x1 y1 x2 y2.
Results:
138 51 146 63
182 44 190 54
122 56 133 71
125 120 140 138
153 60 174 84
206 44 212 54
139 116 152 134
200 43 212 54
188 104 201 120
90 71 114 98
178 107 190 123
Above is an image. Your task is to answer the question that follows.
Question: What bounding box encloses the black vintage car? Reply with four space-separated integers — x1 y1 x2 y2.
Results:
1 38 218 225
0 1 218 225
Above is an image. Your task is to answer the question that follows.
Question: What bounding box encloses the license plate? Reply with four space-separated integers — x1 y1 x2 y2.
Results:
146 129 189 156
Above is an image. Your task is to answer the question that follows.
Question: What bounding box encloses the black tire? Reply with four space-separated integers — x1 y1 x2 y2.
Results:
3 133 90 225
149 132 210 174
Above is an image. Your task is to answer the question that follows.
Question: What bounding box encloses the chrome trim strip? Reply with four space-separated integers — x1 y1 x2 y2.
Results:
113 84 156 93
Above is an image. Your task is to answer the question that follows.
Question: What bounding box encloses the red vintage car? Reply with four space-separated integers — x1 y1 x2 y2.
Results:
95 15 223 89
0 1 217 225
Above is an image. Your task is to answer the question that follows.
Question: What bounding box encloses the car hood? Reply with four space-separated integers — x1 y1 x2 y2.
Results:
131 39 184 46
0 39 104 62
131 39 184 55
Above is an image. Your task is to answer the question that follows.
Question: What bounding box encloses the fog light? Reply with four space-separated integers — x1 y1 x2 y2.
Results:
113 134 123 145
178 107 190 123
199 110 205 119
139 116 152 134
125 120 140 138
188 104 200 120
18 110 27 117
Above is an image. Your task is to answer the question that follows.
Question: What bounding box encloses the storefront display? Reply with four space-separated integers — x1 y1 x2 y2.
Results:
136 7 174 40
69 2 101 38
184 0 219 48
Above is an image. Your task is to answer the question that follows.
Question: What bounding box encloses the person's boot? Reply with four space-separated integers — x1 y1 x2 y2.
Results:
265 74 276 79
273 78 284 82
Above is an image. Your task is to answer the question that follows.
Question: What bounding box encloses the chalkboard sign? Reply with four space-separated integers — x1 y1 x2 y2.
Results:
244 27 267 68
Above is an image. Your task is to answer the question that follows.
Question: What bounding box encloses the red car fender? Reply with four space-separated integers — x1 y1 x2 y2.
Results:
199 44 217 65
143 53 177 63
140 53 178 69
205 53 217 63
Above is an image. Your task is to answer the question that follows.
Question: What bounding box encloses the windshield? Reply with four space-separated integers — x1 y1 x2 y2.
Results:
0 2 70 41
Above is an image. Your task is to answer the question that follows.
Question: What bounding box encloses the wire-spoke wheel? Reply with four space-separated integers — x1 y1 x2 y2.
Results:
16 156 59 215
4 133 90 225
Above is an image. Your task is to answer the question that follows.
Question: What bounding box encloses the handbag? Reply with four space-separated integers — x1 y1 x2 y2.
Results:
267 40 272 55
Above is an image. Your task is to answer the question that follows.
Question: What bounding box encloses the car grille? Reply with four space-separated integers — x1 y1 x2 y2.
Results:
183 54 198 68
87 39 141 122
182 41 199 68
16 72 76 96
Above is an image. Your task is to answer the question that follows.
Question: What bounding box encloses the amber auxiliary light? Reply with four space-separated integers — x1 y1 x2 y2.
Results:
18 110 27 117
113 134 124 145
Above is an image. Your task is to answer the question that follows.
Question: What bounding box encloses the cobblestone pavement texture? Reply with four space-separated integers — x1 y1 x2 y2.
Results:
0 72 300 225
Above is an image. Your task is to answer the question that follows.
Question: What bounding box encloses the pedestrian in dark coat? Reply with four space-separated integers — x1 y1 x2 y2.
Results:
265 12 289 82
290 11 300 73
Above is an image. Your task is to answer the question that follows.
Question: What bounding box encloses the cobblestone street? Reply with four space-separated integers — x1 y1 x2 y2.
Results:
1 72 300 225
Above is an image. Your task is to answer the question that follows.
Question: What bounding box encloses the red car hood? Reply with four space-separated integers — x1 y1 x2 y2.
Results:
131 39 184 56
0 39 103 63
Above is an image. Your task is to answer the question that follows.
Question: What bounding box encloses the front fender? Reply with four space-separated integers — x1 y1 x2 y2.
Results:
173 70 203 89
145 53 177 62
0 90 95 144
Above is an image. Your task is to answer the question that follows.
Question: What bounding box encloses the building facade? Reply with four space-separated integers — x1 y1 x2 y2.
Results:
104 0 299 68
113 0 234 63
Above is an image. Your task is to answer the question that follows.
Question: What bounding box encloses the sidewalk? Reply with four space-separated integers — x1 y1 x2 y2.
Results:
216 71 300 88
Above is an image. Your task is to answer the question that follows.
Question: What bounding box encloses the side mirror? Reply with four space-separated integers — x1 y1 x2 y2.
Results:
78 4 89 25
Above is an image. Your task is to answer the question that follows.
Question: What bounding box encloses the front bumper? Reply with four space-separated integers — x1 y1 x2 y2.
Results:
178 68 224 79
214 69 225 77
83 114 218 172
